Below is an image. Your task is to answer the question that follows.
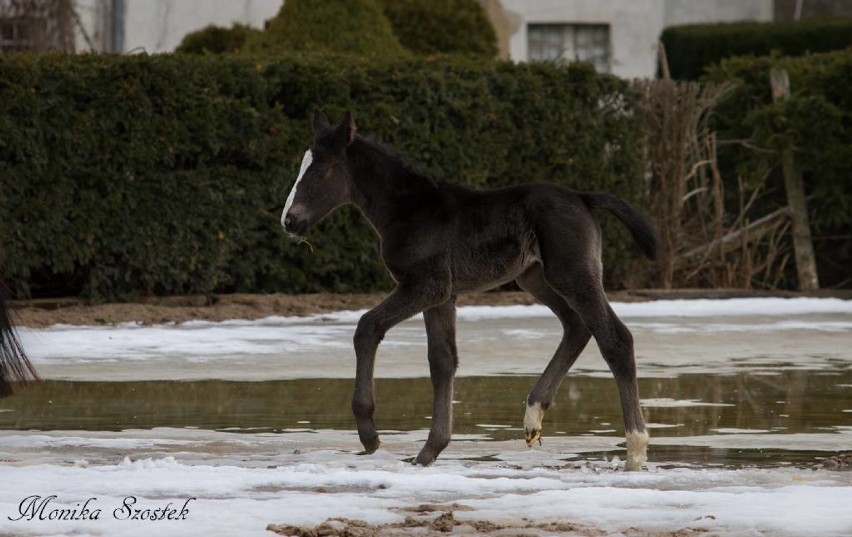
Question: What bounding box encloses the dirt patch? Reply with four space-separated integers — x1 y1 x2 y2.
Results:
815 453 852 470
7 291 577 328
266 513 710 537
401 504 474 514
267 502 715 536
7 291 533 328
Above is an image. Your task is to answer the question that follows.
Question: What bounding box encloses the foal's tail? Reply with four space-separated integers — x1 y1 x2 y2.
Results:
0 288 39 397
582 192 658 260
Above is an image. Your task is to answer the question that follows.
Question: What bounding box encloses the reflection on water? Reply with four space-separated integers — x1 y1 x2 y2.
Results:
2 372 849 449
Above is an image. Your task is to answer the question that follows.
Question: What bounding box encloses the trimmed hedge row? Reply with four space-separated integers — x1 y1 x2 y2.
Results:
0 54 644 299
661 19 852 80
175 24 259 55
704 50 852 287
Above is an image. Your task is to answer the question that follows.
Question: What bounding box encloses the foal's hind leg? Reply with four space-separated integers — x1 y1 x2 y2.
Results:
589 302 648 470
540 239 648 470
543 267 648 470
414 297 458 466
598 307 647 470
516 264 591 446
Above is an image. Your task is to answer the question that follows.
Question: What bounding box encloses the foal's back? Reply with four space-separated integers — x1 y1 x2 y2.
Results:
430 182 597 293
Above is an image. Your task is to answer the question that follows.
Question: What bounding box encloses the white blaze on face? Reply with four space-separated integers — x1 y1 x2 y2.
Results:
281 149 314 228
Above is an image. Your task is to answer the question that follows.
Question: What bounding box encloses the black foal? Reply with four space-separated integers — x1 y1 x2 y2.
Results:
282 111 657 470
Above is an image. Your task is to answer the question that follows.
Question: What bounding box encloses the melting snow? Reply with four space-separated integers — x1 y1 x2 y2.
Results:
2 298 851 536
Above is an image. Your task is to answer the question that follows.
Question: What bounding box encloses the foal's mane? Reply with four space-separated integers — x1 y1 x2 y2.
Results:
353 135 438 190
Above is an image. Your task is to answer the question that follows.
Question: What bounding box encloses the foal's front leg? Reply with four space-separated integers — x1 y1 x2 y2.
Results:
414 298 458 466
352 283 449 454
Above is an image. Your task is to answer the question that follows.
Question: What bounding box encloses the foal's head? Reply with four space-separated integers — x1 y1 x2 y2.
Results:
281 110 357 237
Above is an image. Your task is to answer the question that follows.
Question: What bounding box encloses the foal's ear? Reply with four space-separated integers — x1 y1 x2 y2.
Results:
312 109 331 138
333 111 357 147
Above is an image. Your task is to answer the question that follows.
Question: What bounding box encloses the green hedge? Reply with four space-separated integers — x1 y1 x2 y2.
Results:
0 54 644 300
244 0 408 57
380 0 497 57
176 0 497 59
704 50 852 287
661 20 852 80
175 24 259 55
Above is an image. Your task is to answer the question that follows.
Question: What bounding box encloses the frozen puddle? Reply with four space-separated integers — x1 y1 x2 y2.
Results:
1 298 851 536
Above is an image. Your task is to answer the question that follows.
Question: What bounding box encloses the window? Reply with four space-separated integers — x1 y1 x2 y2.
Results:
0 0 74 52
1 16 43 51
527 24 610 73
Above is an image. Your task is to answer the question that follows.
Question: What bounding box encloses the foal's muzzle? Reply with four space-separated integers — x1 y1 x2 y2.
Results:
282 214 309 237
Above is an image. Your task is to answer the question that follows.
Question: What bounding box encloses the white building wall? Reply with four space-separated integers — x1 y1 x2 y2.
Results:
497 0 773 78
73 0 774 72
74 0 112 52
122 0 280 53
501 0 663 79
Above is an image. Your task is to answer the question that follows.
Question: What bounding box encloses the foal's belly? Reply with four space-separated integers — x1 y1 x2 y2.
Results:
450 235 540 293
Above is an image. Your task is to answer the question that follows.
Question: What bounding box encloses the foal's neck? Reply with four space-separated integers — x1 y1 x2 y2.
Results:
346 138 437 232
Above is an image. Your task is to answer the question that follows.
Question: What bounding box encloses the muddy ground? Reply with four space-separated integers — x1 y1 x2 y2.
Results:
266 506 710 537
10 289 850 328
267 517 708 537
10 291 536 328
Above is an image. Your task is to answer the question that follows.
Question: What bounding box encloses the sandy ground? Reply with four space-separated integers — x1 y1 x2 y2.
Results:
11 289 850 328
266 511 710 537
10 292 535 328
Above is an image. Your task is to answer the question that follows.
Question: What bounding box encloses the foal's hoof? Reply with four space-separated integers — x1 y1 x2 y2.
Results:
413 449 438 467
624 430 650 471
525 428 542 448
412 454 434 467
523 401 545 447
358 435 381 455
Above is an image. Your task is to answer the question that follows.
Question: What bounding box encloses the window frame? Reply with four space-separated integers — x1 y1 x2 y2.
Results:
527 23 611 73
